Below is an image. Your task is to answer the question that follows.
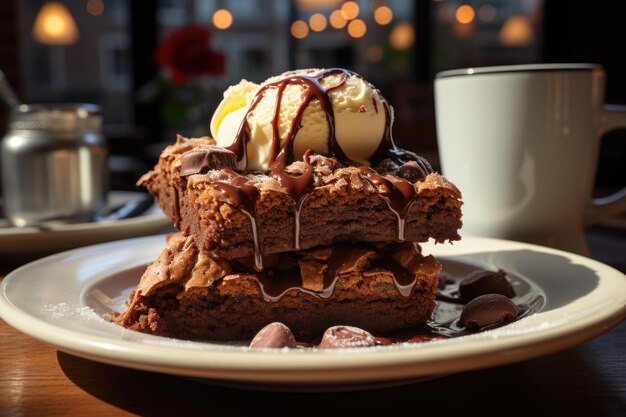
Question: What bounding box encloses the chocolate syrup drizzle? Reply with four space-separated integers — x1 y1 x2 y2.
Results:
245 245 421 302
373 256 417 297
183 68 434 269
211 169 263 270
358 167 416 241
239 258 541 346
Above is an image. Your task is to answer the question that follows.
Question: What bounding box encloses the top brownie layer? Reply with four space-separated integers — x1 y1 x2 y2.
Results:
140 136 462 266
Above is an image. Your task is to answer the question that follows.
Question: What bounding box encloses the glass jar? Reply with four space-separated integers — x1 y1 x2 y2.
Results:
1 103 108 226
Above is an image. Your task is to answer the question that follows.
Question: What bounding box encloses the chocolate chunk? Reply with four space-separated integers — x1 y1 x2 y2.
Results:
391 242 425 274
180 147 237 176
249 322 297 349
318 325 376 349
459 294 519 331
415 155 434 174
397 161 428 183
298 258 326 292
374 158 400 176
459 269 515 301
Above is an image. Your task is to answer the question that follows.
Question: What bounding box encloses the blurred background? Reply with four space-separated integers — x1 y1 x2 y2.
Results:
0 0 624 193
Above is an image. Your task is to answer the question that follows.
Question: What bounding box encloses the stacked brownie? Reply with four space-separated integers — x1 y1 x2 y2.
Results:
117 69 462 342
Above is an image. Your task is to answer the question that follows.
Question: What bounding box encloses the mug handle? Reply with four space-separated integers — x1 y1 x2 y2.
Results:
585 105 626 226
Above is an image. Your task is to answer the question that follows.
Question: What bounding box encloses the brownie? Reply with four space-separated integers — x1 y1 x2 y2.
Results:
116 234 440 341
139 136 462 261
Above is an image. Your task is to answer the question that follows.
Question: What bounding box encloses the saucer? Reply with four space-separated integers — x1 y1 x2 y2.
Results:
0 191 170 259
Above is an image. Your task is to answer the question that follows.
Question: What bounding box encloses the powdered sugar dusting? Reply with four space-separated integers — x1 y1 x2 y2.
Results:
42 302 104 322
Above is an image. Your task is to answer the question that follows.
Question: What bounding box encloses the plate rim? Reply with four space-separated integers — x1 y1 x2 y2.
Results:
1 235 625 383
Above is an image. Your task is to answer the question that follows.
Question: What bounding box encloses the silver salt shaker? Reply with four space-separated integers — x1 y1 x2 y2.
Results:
1 103 108 226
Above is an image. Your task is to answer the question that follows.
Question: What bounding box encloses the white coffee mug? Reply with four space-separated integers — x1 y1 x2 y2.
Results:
435 63 626 255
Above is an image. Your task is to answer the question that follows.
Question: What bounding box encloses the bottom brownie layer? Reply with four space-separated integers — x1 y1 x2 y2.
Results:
116 234 440 341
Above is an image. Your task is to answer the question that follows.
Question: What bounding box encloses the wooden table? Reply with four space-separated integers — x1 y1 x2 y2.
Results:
1 227 625 417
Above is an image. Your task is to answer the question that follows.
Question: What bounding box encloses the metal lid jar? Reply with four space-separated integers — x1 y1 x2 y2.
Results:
1 103 108 226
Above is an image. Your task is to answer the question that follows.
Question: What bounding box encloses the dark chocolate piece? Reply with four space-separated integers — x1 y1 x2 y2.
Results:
397 160 428 183
459 294 519 331
318 326 376 349
459 270 515 300
180 147 237 176
374 158 400 176
249 322 297 349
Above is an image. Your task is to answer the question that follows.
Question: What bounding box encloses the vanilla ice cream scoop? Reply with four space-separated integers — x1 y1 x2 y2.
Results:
210 68 392 171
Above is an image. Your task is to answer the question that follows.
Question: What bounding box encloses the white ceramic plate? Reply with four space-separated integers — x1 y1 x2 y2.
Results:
0 191 170 259
0 235 625 388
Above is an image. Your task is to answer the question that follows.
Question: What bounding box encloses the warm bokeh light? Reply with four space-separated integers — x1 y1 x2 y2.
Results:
309 13 327 32
347 18 367 38
341 1 360 20
499 15 534 46
329 10 347 29
374 6 393 25
32 1 79 45
86 0 104 16
291 20 309 39
478 4 496 22
366 45 383 63
212 9 233 30
455 5 475 24
44 15 65 36
389 22 415 50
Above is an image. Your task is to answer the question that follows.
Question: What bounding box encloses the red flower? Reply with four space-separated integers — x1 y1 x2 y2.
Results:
155 25 225 85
